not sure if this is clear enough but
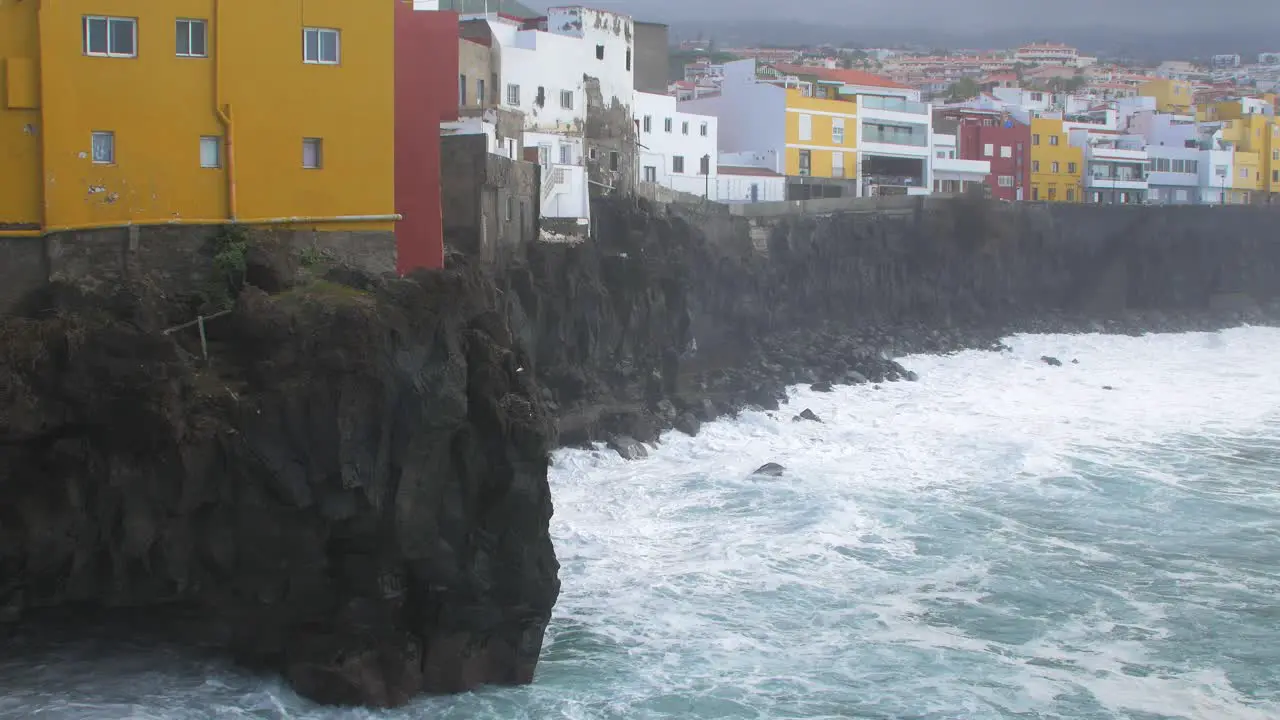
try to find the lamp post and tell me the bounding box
[703,153,710,200]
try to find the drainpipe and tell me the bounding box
[214,0,238,222]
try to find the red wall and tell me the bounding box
[956,119,1031,202]
[394,6,459,273]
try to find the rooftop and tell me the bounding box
[767,63,910,90]
[719,165,783,177]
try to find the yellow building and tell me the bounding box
[0,0,395,236]
[784,91,859,183]
[1219,110,1278,202]
[1138,79,1193,114]
[1029,117,1084,202]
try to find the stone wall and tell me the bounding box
[441,134,540,263]
[1,225,395,314]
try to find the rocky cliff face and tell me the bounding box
[501,198,1280,446]
[0,264,559,707]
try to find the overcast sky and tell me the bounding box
[524,0,1278,33]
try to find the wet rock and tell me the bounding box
[903,370,920,382]
[810,381,834,393]
[1071,359,1080,365]
[752,463,786,477]
[795,408,823,423]
[845,371,869,385]
[607,435,648,460]
[1041,356,1063,367]
[1102,385,1116,391]
[674,413,701,437]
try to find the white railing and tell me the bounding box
[542,166,567,201]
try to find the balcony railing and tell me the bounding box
[860,95,929,115]
[862,126,930,147]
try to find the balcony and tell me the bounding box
[862,124,930,147]
[858,95,929,115]
[934,157,991,178]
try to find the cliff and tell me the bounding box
[0,259,559,707]
[500,197,1280,445]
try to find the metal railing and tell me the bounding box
[860,95,929,115]
[861,126,930,147]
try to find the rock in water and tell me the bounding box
[903,370,920,382]
[753,463,785,477]
[0,269,560,708]
[810,381,834,393]
[608,435,649,460]
[674,413,702,437]
[796,408,823,423]
[1041,355,1063,367]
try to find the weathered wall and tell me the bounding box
[0,226,395,313]
[584,81,636,196]
[441,134,539,263]
[632,22,670,95]
[458,38,495,109]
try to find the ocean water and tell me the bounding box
[3,328,1279,720]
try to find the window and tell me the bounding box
[1274,170,1279,182]
[559,144,571,164]
[682,121,689,135]
[983,143,994,157]
[1051,161,1060,173]
[506,195,513,221]
[91,131,115,164]
[83,16,136,58]
[1067,188,1075,202]
[700,155,710,175]
[199,136,222,168]
[302,138,323,169]
[672,155,685,173]
[643,166,657,182]
[700,122,708,137]
[1000,145,1012,158]
[664,117,673,133]
[595,44,604,60]
[610,151,619,171]
[1240,167,1250,179]
[1031,92,1044,102]
[832,150,844,177]
[998,175,1013,187]
[798,149,811,175]
[938,151,947,159]
[1048,187,1057,201]
[1032,160,1040,172]
[799,113,812,142]
[1032,134,1041,146]
[1274,150,1279,161]
[1032,187,1040,201]
[1050,135,1059,146]
[303,28,340,65]
[176,19,208,58]
[560,90,573,109]
[506,83,520,106]
[1068,162,1078,174]
[833,118,845,144]
[643,115,652,133]
[459,74,468,105]
[477,78,485,105]
[626,49,632,71]
[589,147,598,160]
[535,86,545,107]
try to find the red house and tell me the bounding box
[394,5,460,273]
[935,108,1031,202]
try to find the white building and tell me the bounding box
[1212,54,1242,69]
[717,166,785,203]
[473,6,637,225]
[634,91,719,199]
[1015,43,1081,67]
[1070,130,1150,204]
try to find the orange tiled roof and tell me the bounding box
[767,63,911,90]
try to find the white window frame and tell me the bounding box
[83,16,137,58]
[506,83,520,106]
[832,118,845,145]
[1000,145,1012,158]
[303,28,340,65]
[560,90,573,110]
[176,18,208,58]
[983,143,994,157]
[200,136,222,169]
[303,138,323,169]
[559,144,571,164]
[91,131,116,164]
[672,155,685,174]
[664,117,673,133]
[799,113,813,142]
[832,150,844,177]
[643,115,652,133]
[998,175,1014,187]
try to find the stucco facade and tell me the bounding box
[635,91,719,199]
[1,0,397,235]
[1030,118,1084,202]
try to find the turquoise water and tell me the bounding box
[2,329,1279,719]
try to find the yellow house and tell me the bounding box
[784,90,859,182]
[1232,150,1262,203]
[1220,112,1277,203]
[1029,117,1084,202]
[1139,79,1193,114]
[0,0,395,236]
